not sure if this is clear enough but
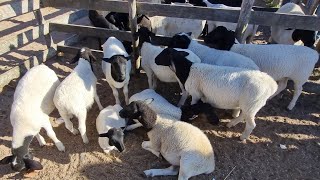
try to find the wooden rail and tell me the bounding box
[0,0,41,21]
[44,0,320,31]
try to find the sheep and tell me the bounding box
[270,3,316,47]
[137,27,202,106]
[96,104,125,153]
[156,48,278,140]
[148,3,206,38]
[54,48,103,144]
[105,12,152,32]
[203,26,319,110]
[102,36,132,105]
[119,99,215,180]
[0,65,64,172]
[169,32,259,71]
[126,89,220,130]
[189,0,258,43]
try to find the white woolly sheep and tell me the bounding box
[137,27,201,106]
[119,99,215,180]
[102,36,132,105]
[189,0,258,43]
[96,104,126,153]
[203,26,319,110]
[0,65,64,172]
[169,32,260,71]
[126,89,220,130]
[270,3,316,47]
[148,3,206,38]
[156,48,278,140]
[54,48,103,144]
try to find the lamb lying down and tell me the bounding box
[96,104,125,153]
[119,99,215,180]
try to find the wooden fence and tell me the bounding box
[44,0,320,72]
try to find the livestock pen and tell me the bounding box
[0,0,319,179]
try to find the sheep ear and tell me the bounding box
[143,98,154,105]
[186,32,192,36]
[23,159,43,171]
[102,58,110,62]
[0,155,14,164]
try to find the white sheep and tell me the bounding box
[96,105,126,153]
[54,48,103,144]
[169,32,260,71]
[0,65,64,172]
[102,36,131,105]
[270,3,316,47]
[156,48,278,140]
[119,99,215,180]
[148,3,206,38]
[138,27,202,106]
[203,26,319,110]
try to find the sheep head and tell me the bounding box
[99,128,125,152]
[203,26,235,50]
[169,32,192,49]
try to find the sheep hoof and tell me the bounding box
[226,122,234,128]
[103,149,111,154]
[286,104,294,111]
[38,137,46,147]
[72,129,79,135]
[55,142,65,152]
[143,170,153,177]
[239,135,247,142]
[82,137,89,144]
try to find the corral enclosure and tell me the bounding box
[0,0,319,179]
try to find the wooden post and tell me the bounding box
[235,0,255,43]
[128,0,140,74]
[33,1,54,49]
[306,0,319,14]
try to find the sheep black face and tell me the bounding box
[70,47,97,64]
[103,55,129,82]
[136,26,155,47]
[204,26,235,50]
[99,128,125,152]
[291,29,316,48]
[169,33,192,49]
[0,136,43,172]
[189,0,208,7]
[155,48,192,85]
[119,99,156,129]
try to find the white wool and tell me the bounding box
[96,105,126,153]
[184,63,277,140]
[11,64,64,151]
[141,42,201,106]
[54,58,103,144]
[204,0,258,43]
[187,39,259,70]
[271,3,306,45]
[102,36,131,104]
[230,43,318,110]
[129,89,181,119]
[149,3,205,38]
[142,116,215,179]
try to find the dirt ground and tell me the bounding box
[0,25,320,180]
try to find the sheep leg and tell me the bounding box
[144,166,179,177]
[77,110,89,144]
[125,122,143,130]
[43,119,65,152]
[227,113,245,128]
[94,90,103,110]
[59,111,79,135]
[145,68,155,89]
[177,82,188,107]
[35,133,46,147]
[178,158,195,180]
[287,83,303,110]
[232,109,241,118]
[141,141,160,157]
[123,84,129,105]
[270,78,288,99]
[190,95,200,105]
[152,74,158,90]
[240,115,256,141]
[110,85,121,105]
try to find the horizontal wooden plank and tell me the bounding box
[0,0,40,21]
[43,0,129,13]
[50,23,133,41]
[57,45,103,59]
[44,0,320,31]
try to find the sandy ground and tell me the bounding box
[0,25,320,180]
